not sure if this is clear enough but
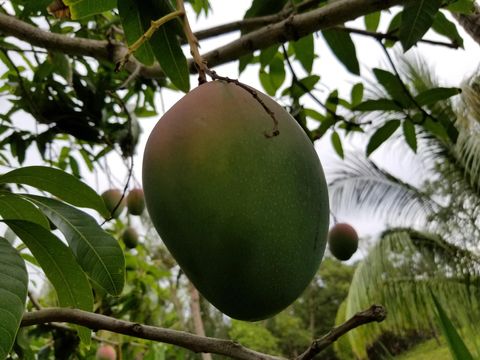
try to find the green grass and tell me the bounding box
[395,338,452,360]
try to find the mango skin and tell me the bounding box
[143,81,329,321]
[328,223,358,261]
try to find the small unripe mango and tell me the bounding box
[96,344,116,360]
[126,188,145,216]
[328,223,358,261]
[101,189,125,218]
[143,80,329,321]
[121,227,139,249]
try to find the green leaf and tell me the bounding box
[373,68,412,107]
[322,28,360,75]
[354,99,402,111]
[432,11,464,48]
[124,0,189,92]
[415,87,461,106]
[0,194,49,229]
[351,83,364,107]
[118,0,156,66]
[283,75,320,98]
[6,221,93,344]
[364,11,381,32]
[0,237,28,360]
[63,0,116,19]
[259,55,285,96]
[259,46,278,68]
[292,34,315,73]
[431,292,474,360]
[150,22,190,93]
[366,120,401,156]
[447,0,475,14]
[0,166,109,218]
[27,196,125,296]
[49,52,71,82]
[402,119,417,153]
[314,116,336,138]
[244,0,288,18]
[331,131,344,159]
[384,12,402,47]
[399,0,443,51]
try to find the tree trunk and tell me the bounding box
[453,3,480,46]
[188,282,212,360]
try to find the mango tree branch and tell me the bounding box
[296,305,387,360]
[0,0,406,79]
[21,305,386,360]
[21,307,283,360]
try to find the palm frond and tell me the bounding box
[328,154,439,226]
[342,229,480,359]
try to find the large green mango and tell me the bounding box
[143,80,329,321]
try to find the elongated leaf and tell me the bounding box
[244,0,288,18]
[415,87,461,106]
[6,221,93,344]
[27,196,125,296]
[149,21,190,92]
[259,55,285,96]
[119,0,189,92]
[432,11,464,48]
[364,11,381,32]
[322,28,360,75]
[63,0,116,19]
[0,194,49,229]
[399,0,443,51]
[259,45,278,68]
[0,237,28,360]
[402,119,417,153]
[354,99,402,111]
[366,120,401,155]
[292,34,315,73]
[447,0,475,14]
[331,131,344,159]
[0,166,108,218]
[351,83,364,107]
[431,292,474,360]
[118,0,156,65]
[373,68,412,107]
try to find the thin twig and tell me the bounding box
[296,305,387,360]
[28,291,42,310]
[335,26,458,49]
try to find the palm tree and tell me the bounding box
[329,53,480,358]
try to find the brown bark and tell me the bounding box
[453,3,480,46]
[188,282,212,360]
